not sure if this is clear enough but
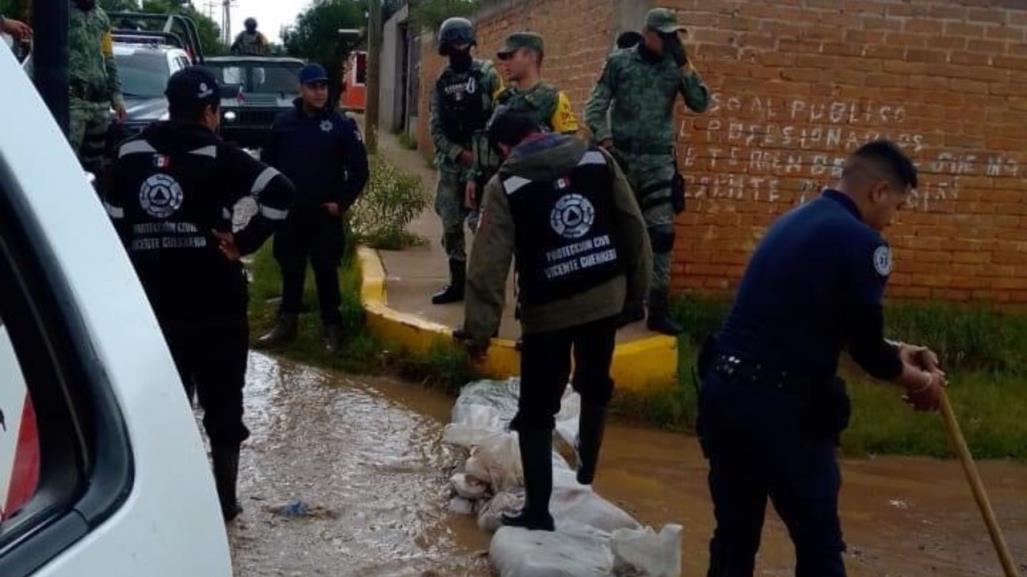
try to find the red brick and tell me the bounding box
[968,8,1008,25]
[904,19,946,35]
[944,22,987,38]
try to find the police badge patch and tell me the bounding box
[873,245,892,276]
[320,120,334,133]
[139,174,184,219]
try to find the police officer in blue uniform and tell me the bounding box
[697,140,947,576]
[258,63,369,352]
[106,67,295,521]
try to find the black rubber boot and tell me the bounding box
[258,313,298,346]
[647,289,683,336]
[576,405,607,485]
[431,260,466,305]
[503,429,556,531]
[212,443,242,522]
[324,324,343,353]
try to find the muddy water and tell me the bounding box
[229,353,490,576]
[231,353,1027,576]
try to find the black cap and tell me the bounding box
[165,66,220,116]
[487,105,541,148]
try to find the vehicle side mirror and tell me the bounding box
[219,84,242,100]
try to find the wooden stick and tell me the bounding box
[939,391,1021,577]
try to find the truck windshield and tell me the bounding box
[116,51,171,98]
[208,62,302,95]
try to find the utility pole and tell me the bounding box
[365,0,381,153]
[222,0,233,45]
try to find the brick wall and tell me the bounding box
[415,0,1027,304]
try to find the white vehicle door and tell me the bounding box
[0,41,231,577]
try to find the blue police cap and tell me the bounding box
[299,63,329,85]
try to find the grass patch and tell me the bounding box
[247,233,478,390]
[397,132,418,151]
[248,239,379,373]
[657,293,1027,460]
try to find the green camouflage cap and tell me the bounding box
[645,8,686,34]
[497,32,544,58]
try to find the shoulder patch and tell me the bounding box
[873,245,892,276]
[551,91,580,134]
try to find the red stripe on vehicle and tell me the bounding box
[4,395,39,520]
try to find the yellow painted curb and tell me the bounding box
[357,246,678,390]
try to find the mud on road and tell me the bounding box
[229,353,1027,576]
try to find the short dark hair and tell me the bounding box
[487,108,541,148]
[844,139,919,191]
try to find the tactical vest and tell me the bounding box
[436,62,490,146]
[502,149,623,306]
[495,84,557,132]
[235,32,267,55]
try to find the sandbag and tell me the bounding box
[611,525,683,577]
[445,379,684,577]
[490,525,613,577]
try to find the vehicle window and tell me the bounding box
[210,65,245,87]
[116,51,171,98]
[0,167,129,576]
[0,320,40,527]
[250,64,300,94]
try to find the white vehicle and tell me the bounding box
[0,40,232,577]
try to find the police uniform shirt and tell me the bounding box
[105,120,294,320]
[718,189,901,381]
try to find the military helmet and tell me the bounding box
[438,17,476,56]
[244,17,258,31]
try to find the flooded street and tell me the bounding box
[230,353,1027,576]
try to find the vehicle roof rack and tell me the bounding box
[112,30,186,49]
[108,12,204,64]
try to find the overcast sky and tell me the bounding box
[200,0,310,44]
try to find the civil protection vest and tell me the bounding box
[502,148,623,306]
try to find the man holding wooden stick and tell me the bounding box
[696,140,947,577]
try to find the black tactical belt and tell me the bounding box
[712,354,816,392]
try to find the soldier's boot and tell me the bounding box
[324,324,344,353]
[502,429,556,532]
[258,313,298,346]
[647,289,683,336]
[431,260,466,305]
[212,443,243,522]
[575,405,607,486]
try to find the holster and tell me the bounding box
[671,149,686,215]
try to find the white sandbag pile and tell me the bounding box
[443,379,683,577]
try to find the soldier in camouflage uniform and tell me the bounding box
[469,32,580,203]
[231,18,269,56]
[428,17,503,305]
[69,0,125,177]
[585,7,708,335]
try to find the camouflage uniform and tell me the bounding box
[584,28,708,297]
[69,2,122,174]
[429,59,503,263]
[231,31,269,56]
